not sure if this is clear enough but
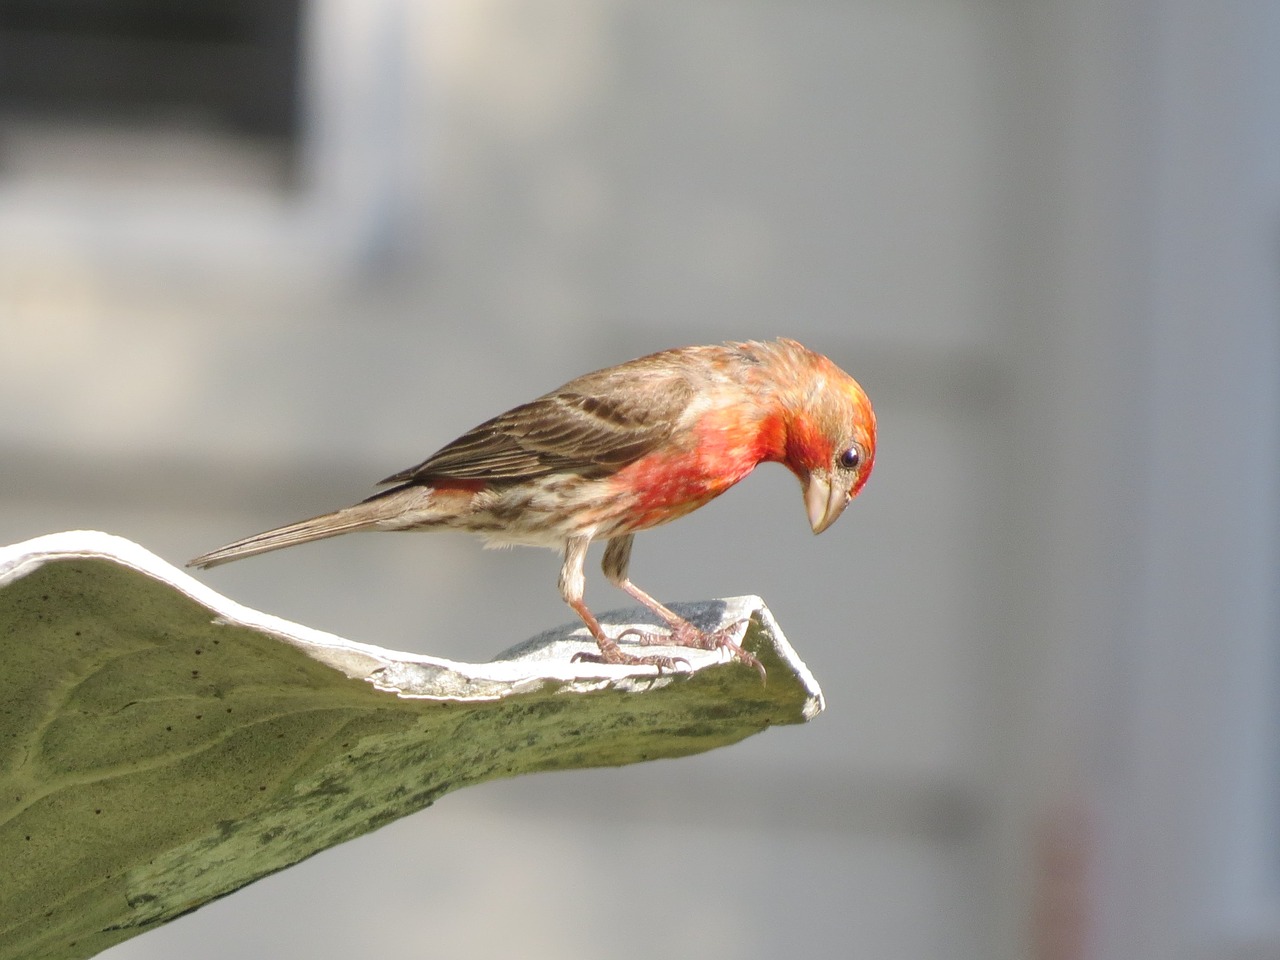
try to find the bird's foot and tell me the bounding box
[571,638,690,674]
[619,618,765,681]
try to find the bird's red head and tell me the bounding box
[757,339,876,534]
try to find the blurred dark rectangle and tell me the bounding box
[0,0,302,139]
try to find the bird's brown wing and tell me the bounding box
[379,367,697,485]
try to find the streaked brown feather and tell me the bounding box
[379,362,698,486]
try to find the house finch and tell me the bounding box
[190,338,876,676]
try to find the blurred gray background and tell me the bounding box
[2,2,1278,959]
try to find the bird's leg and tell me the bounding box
[559,536,688,672]
[601,535,763,679]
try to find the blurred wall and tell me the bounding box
[1,2,1277,959]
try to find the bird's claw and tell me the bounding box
[618,618,766,682]
[571,646,691,674]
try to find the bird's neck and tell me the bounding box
[737,364,826,475]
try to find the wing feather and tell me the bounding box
[379,364,698,485]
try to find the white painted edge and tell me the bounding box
[0,531,820,711]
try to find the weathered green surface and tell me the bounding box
[0,533,822,960]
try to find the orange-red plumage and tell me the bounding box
[190,338,876,675]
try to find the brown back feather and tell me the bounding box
[379,361,699,486]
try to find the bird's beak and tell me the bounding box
[804,469,851,534]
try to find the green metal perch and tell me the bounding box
[0,531,823,960]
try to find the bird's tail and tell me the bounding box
[188,486,432,569]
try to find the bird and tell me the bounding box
[189,338,876,676]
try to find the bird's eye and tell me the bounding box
[839,443,864,470]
